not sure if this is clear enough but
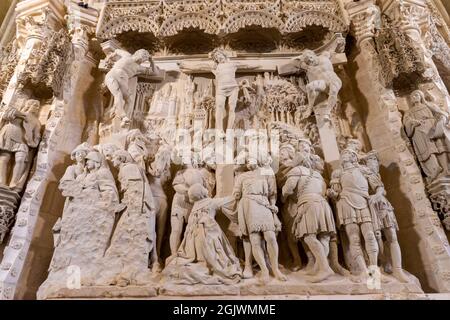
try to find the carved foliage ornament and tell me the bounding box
[96,0,348,40]
[374,17,426,89]
[17,30,72,98]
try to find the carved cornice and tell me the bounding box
[96,0,348,40]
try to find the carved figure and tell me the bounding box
[0,99,41,190]
[169,155,215,256]
[97,150,157,286]
[403,89,450,180]
[294,50,342,121]
[233,153,287,282]
[178,48,259,130]
[163,184,241,285]
[38,151,121,296]
[148,143,172,259]
[105,49,156,121]
[328,148,379,277]
[363,151,410,283]
[281,155,336,282]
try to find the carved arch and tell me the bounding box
[223,11,284,34]
[159,13,221,37]
[283,11,348,34]
[97,16,159,40]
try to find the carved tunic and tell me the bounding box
[333,167,379,228]
[0,108,39,153]
[282,166,336,239]
[233,167,280,236]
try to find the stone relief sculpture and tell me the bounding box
[328,148,379,277]
[105,49,157,122]
[148,143,172,259]
[163,184,241,285]
[362,151,410,283]
[403,89,449,181]
[232,153,287,283]
[179,48,259,131]
[6,0,450,300]
[0,99,41,190]
[96,150,157,286]
[169,154,215,257]
[281,147,336,282]
[38,150,121,298]
[292,50,342,123]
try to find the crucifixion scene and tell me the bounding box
[1,0,450,302]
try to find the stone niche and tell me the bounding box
[0,0,450,300]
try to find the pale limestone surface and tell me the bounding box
[1,0,450,300]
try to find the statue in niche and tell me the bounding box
[39,151,121,296]
[163,183,242,285]
[293,50,342,122]
[0,99,41,190]
[148,143,172,260]
[169,153,215,257]
[232,153,287,282]
[363,151,411,283]
[178,48,259,131]
[403,89,450,181]
[281,146,336,282]
[96,150,158,287]
[328,148,380,278]
[105,49,157,122]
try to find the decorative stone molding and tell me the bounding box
[96,0,348,41]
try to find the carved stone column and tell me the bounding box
[379,0,450,235]
[347,0,450,293]
[1,0,65,107]
[0,0,99,300]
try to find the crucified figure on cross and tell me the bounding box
[178,48,261,131]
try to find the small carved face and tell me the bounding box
[365,157,379,172]
[74,151,87,164]
[298,141,312,154]
[212,51,227,64]
[411,91,422,104]
[341,150,357,165]
[86,159,98,171]
[303,51,318,66]
[112,154,124,168]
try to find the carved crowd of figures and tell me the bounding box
[38,133,418,294]
[31,47,449,296]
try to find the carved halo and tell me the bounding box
[283,10,348,34]
[159,12,221,37]
[97,16,159,40]
[223,11,284,34]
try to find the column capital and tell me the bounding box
[380,0,429,33]
[346,0,381,47]
[15,0,66,44]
